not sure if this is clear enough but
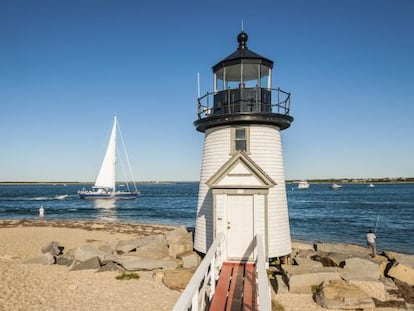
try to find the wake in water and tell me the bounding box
[55,195,69,200]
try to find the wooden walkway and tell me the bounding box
[209,262,257,311]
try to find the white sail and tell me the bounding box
[94,116,117,190]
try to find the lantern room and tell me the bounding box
[195,31,292,132]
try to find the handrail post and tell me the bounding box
[172,233,225,311]
[210,255,216,298]
[191,290,198,311]
[256,234,272,311]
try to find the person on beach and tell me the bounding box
[39,205,45,219]
[366,229,376,257]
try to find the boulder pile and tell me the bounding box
[23,225,200,289]
[271,242,414,310]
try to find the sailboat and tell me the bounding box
[78,116,139,199]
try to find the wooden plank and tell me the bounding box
[242,263,256,311]
[209,263,233,311]
[226,263,244,311]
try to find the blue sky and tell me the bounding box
[1,0,413,182]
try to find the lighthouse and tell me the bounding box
[194,32,293,262]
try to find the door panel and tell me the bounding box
[226,195,254,261]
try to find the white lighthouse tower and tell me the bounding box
[194,32,293,261]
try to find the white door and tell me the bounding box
[226,195,254,261]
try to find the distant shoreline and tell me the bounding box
[0,181,196,185]
[1,178,413,185]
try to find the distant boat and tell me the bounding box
[297,180,310,189]
[78,116,139,199]
[368,183,375,188]
[330,183,342,189]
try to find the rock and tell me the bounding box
[167,231,193,258]
[177,251,200,269]
[41,241,63,256]
[387,263,414,286]
[314,279,375,310]
[349,278,387,301]
[288,271,342,294]
[70,256,101,271]
[270,274,289,294]
[341,257,381,280]
[134,235,169,259]
[114,256,179,271]
[394,279,414,304]
[282,265,341,294]
[314,242,370,258]
[293,257,323,269]
[139,234,167,247]
[134,245,169,259]
[312,251,352,267]
[97,261,124,273]
[372,298,408,310]
[379,276,399,291]
[293,249,317,259]
[97,243,116,254]
[162,269,195,291]
[115,238,141,254]
[291,241,314,250]
[24,252,55,265]
[74,245,107,262]
[152,271,165,283]
[383,251,414,267]
[56,255,74,266]
[55,248,75,266]
[165,226,190,245]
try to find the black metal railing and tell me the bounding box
[197,87,291,119]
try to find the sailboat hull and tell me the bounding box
[78,191,139,199]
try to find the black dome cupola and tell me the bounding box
[194,32,293,132]
[237,31,248,49]
[212,31,273,75]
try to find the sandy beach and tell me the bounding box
[0,220,181,311]
[1,220,412,311]
[0,220,324,311]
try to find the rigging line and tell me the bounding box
[116,148,131,192]
[374,215,380,233]
[117,120,138,192]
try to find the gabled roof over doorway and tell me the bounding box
[207,152,276,189]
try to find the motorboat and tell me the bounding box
[297,180,310,189]
[330,183,342,189]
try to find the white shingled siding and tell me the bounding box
[194,124,291,257]
[194,126,231,253]
[249,125,291,257]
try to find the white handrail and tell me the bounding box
[256,234,272,311]
[172,233,225,311]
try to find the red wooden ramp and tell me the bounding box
[209,262,257,311]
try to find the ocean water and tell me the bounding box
[0,182,413,254]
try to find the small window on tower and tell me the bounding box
[231,127,250,154]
